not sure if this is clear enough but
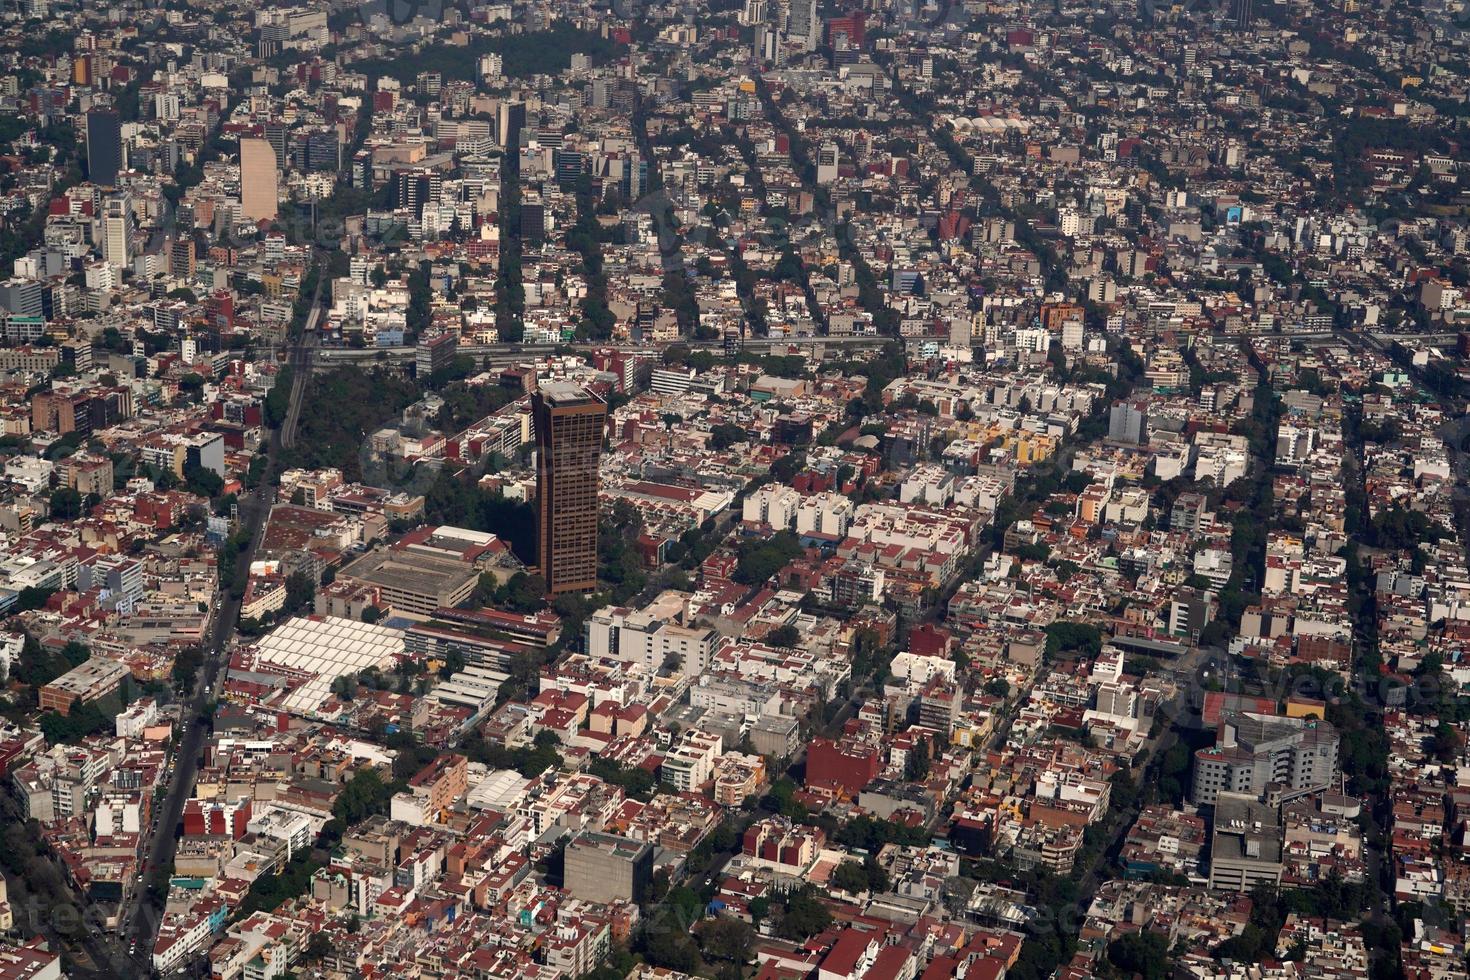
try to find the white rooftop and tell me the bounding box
[253,615,405,716]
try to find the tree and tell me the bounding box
[1107,931,1169,980]
[40,701,113,744]
[183,463,224,499]
[767,624,801,648]
[904,737,931,781]
[697,916,753,963]
[1432,722,1461,763]
[831,861,871,895]
[734,530,804,585]
[333,768,392,825]
[305,932,332,962]
[49,486,82,521]
[776,886,832,940]
[178,372,206,401]
[1044,621,1102,659]
[493,571,548,613]
[709,422,749,451]
[284,571,316,615]
[862,855,891,894]
[642,925,700,973]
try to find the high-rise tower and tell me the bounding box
[239,137,279,222]
[86,109,122,188]
[533,382,606,597]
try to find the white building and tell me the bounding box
[888,652,957,687]
[152,909,213,974]
[586,592,718,674]
[100,193,133,270]
[115,697,159,738]
[661,729,723,792]
[94,793,141,837]
[0,632,22,682]
[795,492,853,538]
[744,484,801,529]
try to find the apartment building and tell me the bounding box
[1192,713,1340,805]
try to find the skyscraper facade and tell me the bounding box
[85,109,122,188]
[788,0,818,51]
[239,137,279,222]
[100,193,133,270]
[533,382,606,597]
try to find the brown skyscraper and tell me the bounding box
[533,382,606,597]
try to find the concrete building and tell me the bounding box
[416,331,458,378]
[1108,400,1148,444]
[337,548,478,618]
[1191,713,1339,805]
[39,657,131,714]
[240,137,279,222]
[586,592,717,674]
[661,729,723,792]
[0,279,43,319]
[563,831,653,905]
[1208,791,1284,891]
[390,753,467,825]
[100,193,133,270]
[0,938,62,980]
[0,347,59,373]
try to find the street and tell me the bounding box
[120,261,322,970]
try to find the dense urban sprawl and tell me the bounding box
[0,0,1468,979]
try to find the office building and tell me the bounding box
[240,137,279,222]
[788,0,819,50]
[264,121,289,169]
[563,832,653,904]
[85,108,122,188]
[754,22,780,63]
[587,592,718,674]
[0,278,43,318]
[1234,0,1253,29]
[1191,712,1339,805]
[1208,792,1283,891]
[497,100,525,149]
[533,382,606,596]
[39,657,131,715]
[30,390,84,436]
[100,193,133,270]
[303,127,339,172]
[416,331,458,378]
[336,548,479,619]
[816,142,839,184]
[169,237,196,277]
[1108,400,1148,444]
[520,195,546,243]
[394,168,442,220]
